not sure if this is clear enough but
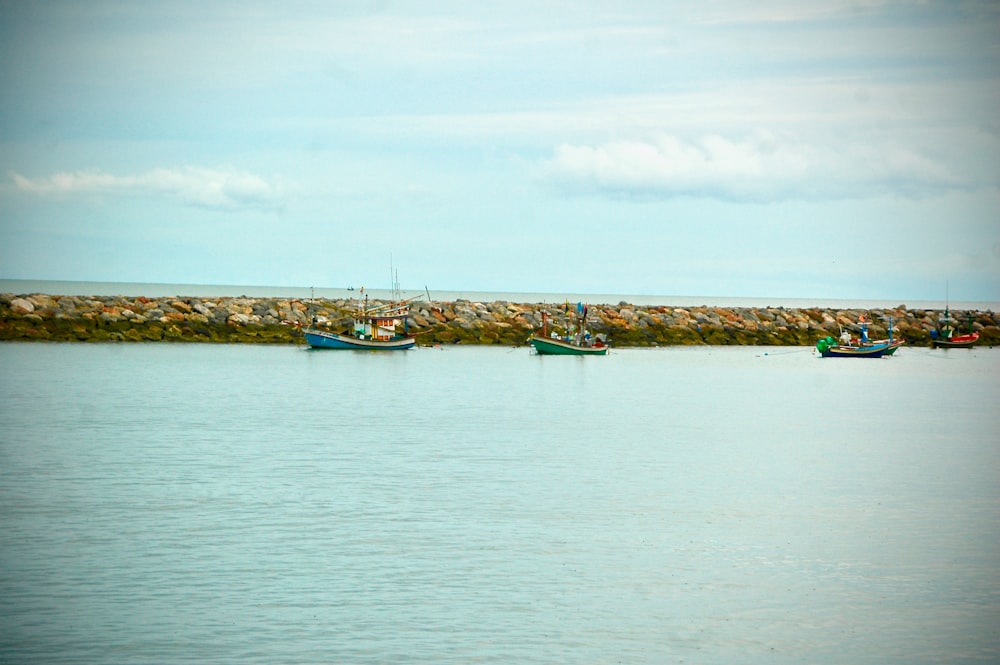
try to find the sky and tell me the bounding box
[1,0,998,303]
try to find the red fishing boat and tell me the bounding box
[931,307,978,349]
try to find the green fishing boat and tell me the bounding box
[530,302,608,356]
[530,334,609,355]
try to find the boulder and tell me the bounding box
[10,298,34,314]
[28,295,58,310]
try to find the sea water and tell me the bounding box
[1,343,998,664]
[2,278,996,310]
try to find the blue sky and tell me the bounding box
[1,1,998,302]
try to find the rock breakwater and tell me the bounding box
[2,292,997,347]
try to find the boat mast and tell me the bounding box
[363,292,369,338]
[390,254,402,303]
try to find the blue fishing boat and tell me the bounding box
[304,286,418,351]
[816,314,903,358]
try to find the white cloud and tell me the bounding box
[538,130,970,202]
[10,167,292,211]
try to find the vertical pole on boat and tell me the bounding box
[944,281,950,334]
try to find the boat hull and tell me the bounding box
[817,332,903,358]
[304,328,415,350]
[876,339,905,355]
[820,345,895,358]
[932,332,978,349]
[819,342,895,358]
[530,336,608,356]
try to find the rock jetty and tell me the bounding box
[1,292,997,347]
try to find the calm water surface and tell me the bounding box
[1,343,998,664]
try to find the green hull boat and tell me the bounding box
[530,335,608,356]
[531,302,608,356]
